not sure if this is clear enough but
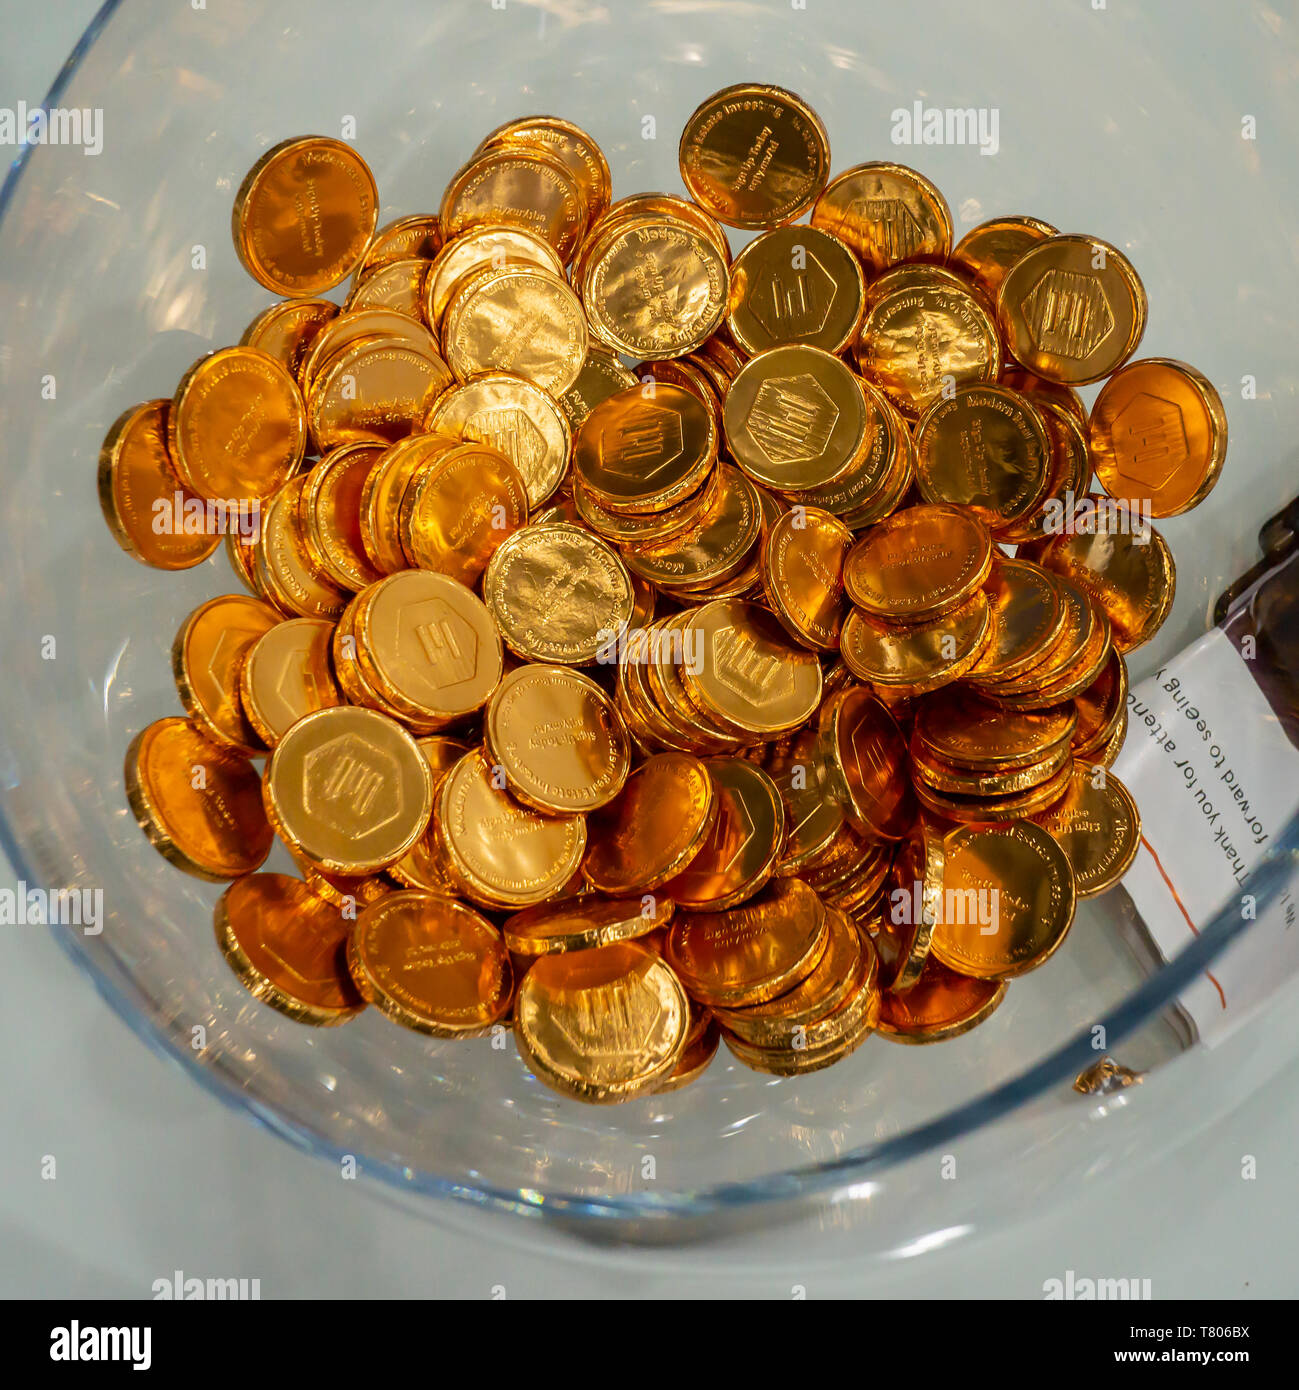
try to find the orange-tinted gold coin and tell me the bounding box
[949,214,1057,299]
[678,83,830,229]
[727,225,864,355]
[426,371,571,509]
[584,752,718,895]
[240,299,340,386]
[169,347,307,501]
[811,162,952,275]
[299,443,385,591]
[98,399,221,570]
[233,136,379,296]
[514,940,690,1103]
[344,257,428,319]
[485,664,631,814]
[1032,763,1141,897]
[483,523,634,665]
[254,478,349,620]
[216,873,364,1025]
[914,687,1077,769]
[724,345,868,491]
[662,757,785,911]
[443,264,587,394]
[238,617,341,748]
[308,338,453,452]
[300,308,441,396]
[967,559,1065,682]
[172,594,281,754]
[264,705,434,874]
[352,214,443,281]
[997,234,1147,385]
[1089,358,1227,518]
[435,750,586,909]
[347,890,513,1037]
[841,592,991,694]
[819,687,917,841]
[855,282,1001,418]
[558,347,638,430]
[440,146,588,264]
[914,385,1051,533]
[574,385,717,514]
[423,225,565,327]
[843,503,992,621]
[503,894,672,956]
[665,877,827,1007]
[477,115,612,224]
[876,952,1006,1044]
[930,821,1076,980]
[759,504,852,651]
[125,717,273,881]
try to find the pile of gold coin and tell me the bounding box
[102,84,1225,1101]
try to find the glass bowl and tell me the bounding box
[2,0,1297,1245]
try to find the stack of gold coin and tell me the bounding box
[105,84,1223,1101]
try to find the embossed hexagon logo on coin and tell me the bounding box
[551,978,665,1061]
[709,795,759,877]
[202,628,245,694]
[750,255,835,338]
[598,401,684,480]
[274,648,324,712]
[746,374,839,465]
[466,406,546,480]
[1111,392,1188,488]
[845,196,925,262]
[263,922,347,988]
[1020,268,1114,359]
[401,597,480,687]
[303,733,403,834]
[709,626,795,704]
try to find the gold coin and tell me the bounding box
[636,357,722,423]
[811,161,952,275]
[505,894,672,957]
[864,261,974,309]
[240,298,340,385]
[949,214,1057,299]
[514,940,690,1103]
[435,750,586,908]
[343,257,428,319]
[574,385,717,514]
[1032,524,1175,653]
[1000,365,1087,428]
[442,263,587,394]
[912,756,1075,822]
[876,952,1006,1044]
[398,439,529,585]
[819,686,918,841]
[299,443,385,591]
[661,757,785,911]
[386,736,473,893]
[286,845,392,910]
[988,603,1112,709]
[665,877,828,1007]
[300,307,441,396]
[477,115,612,223]
[558,347,638,430]
[682,599,823,735]
[98,399,221,570]
[352,570,504,726]
[232,136,378,296]
[1001,400,1093,547]
[581,216,729,359]
[423,224,564,327]
[914,687,1077,769]
[426,371,571,508]
[855,282,1001,418]
[1072,647,1128,756]
[125,717,272,880]
[843,503,992,621]
[347,890,513,1037]
[254,477,349,620]
[440,146,588,264]
[976,573,1096,697]
[584,192,732,270]
[238,617,341,748]
[583,751,718,894]
[1089,358,1227,518]
[574,463,719,545]
[841,592,991,694]
[655,1014,721,1093]
[621,464,761,591]
[170,347,307,501]
[997,233,1147,385]
[766,731,843,873]
[1032,764,1140,898]
[759,504,852,651]
[967,558,1065,683]
[723,345,868,491]
[357,432,458,575]
[351,214,443,282]
[171,594,280,754]
[678,83,830,229]
[308,337,453,452]
[911,736,1072,798]
[485,663,631,814]
[930,820,1076,979]
[483,522,633,665]
[727,224,864,355]
[914,385,1051,533]
[216,873,364,1025]
[880,820,944,990]
[264,705,433,874]
[783,376,896,518]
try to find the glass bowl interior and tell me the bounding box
[1,0,1297,1242]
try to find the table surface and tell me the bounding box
[3,1,1296,1299]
